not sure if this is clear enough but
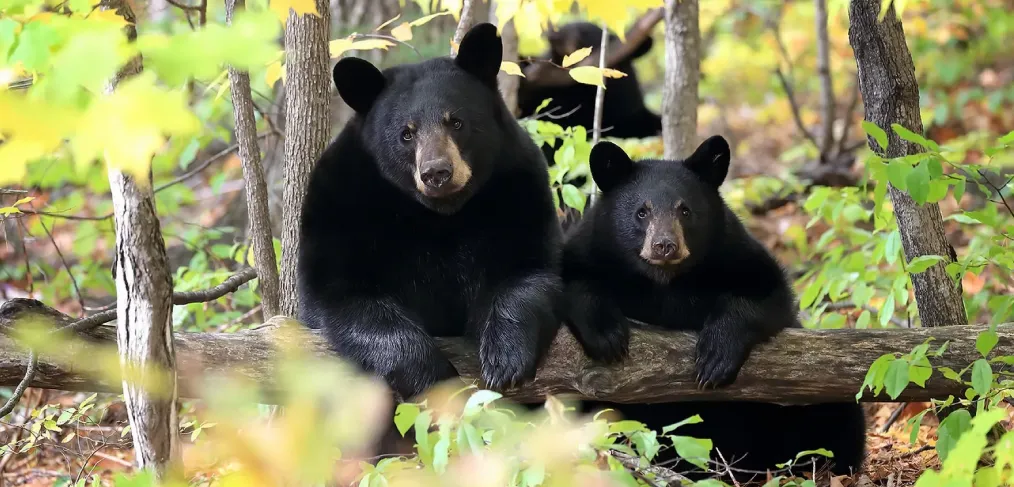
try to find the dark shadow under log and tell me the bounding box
[0,299,1008,405]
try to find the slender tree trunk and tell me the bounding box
[451,0,481,51]
[227,0,281,318]
[814,0,835,159]
[279,0,331,318]
[591,23,608,146]
[848,0,967,327]
[661,0,699,160]
[494,16,520,115]
[99,2,179,478]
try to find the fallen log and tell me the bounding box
[0,298,1008,404]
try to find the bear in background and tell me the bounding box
[516,21,662,140]
[560,137,866,479]
[297,23,562,407]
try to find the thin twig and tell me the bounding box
[774,68,819,149]
[610,450,688,486]
[836,79,862,157]
[881,402,908,432]
[29,202,86,317]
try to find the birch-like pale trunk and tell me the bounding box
[661,0,700,160]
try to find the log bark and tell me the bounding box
[661,0,699,159]
[227,0,281,319]
[1,300,1008,405]
[98,2,179,478]
[848,0,967,328]
[279,0,331,318]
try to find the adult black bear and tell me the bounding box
[560,137,866,479]
[297,23,562,406]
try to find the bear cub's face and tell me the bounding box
[332,23,505,215]
[588,136,732,284]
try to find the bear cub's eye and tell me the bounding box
[636,207,649,219]
[680,206,691,217]
[449,117,464,130]
[401,128,414,142]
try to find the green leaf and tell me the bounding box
[938,366,962,382]
[794,448,833,460]
[608,420,646,435]
[462,389,502,417]
[909,356,932,387]
[631,430,660,461]
[561,183,587,213]
[971,358,993,397]
[670,436,713,470]
[998,129,1014,146]
[520,464,545,486]
[977,331,999,358]
[906,162,930,204]
[862,121,889,151]
[891,123,940,152]
[953,177,966,203]
[906,408,930,444]
[935,409,971,462]
[907,255,943,273]
[886,159,912,190]
[661,414,703,434]
[885,358,910,399]
[393,403,420,436]
[857,354,894,401]
[856,309,871,329]
[534,98,553,114]
[879,294,896,328]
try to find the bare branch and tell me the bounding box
[774,68,819,149]
[836,78,862,157]
[451,0,481,51]
[814,0,835,158]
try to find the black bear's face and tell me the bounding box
[332,23,504,215]
[589,136,731,283]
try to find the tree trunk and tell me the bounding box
[0,300,1009,404]
[661,0,699,160]
[279,0,332,318]
[451,0,481,51]
[848,0,967,328]
[591,23,609,146]
[814,0,835,159]
[493,15,520,115]
[97,0,180,479]
[227,0,281,319]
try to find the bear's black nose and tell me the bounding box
[420,160,453,189]
[651,239,678,260]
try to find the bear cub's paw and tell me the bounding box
[694,325,751,388]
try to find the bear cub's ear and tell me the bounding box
[683,135,731,188]
[455,22,503,87]
[333,57,387,115]
[589,141,634,193]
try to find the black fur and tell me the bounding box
[561,137,866,479]
[297,23,562,405]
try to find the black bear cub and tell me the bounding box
[562,137,866,478]
[297,23,561,405]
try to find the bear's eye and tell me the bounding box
[636,207,649,219]
[680,206,691,217]
[449,118,463,130]
[401,128,413,142]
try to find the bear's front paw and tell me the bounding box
[479,342,537,391]
[573,319,630,365]
[694,328,749,388]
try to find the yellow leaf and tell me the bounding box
[376,14,401,31]
[601,67,628,79]
[0,139,44,185]
[87,8,131,27]
[562,47,592,68]
[13,196,35,206]
[493,0,521,28]
[450,39,459,54]
[581,0,662,42]
[265,61,285,87]
[348,39,395,51]
[568,65,605,88]
[409,11,453,27]
[329,38,353,58]
[0,206,21,216]
[269,0,319,24]
[499,61,525,77]
[391,22,413,42]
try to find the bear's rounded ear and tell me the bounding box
[683,135,731,187]
[589,141,634,193]
[455,22,502,87]
[333,57,387,115]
